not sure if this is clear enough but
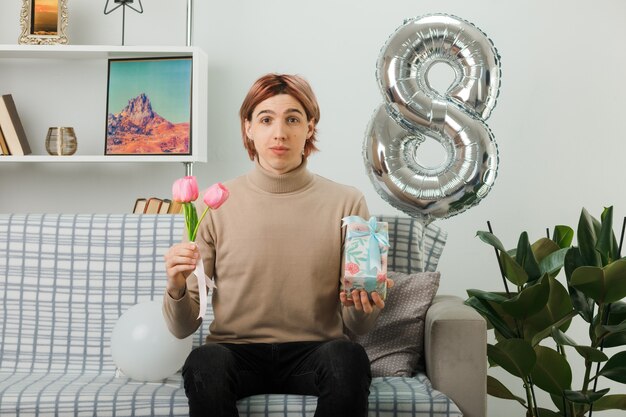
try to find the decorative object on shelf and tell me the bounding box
[364,14,501,224]
[0,128,10,156]
[0,94,31,156]
[104,0,143,46]
[132,197,178,214]
[19,0,69,45]
[45,126,77,155]
[132,197,146,213]
[105,56,193,156]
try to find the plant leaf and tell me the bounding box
[597,206,618,264]
[599,351,626,383]
[466,289,508,304]
[465,297,517,339]
[539,248,569,276]
[553,225,574,249]
[577,207,602,267]
[532,238,561,264]
[551,327,608,362]
[517,232,542,282]
[525,276,574,344]
[465,289,510,335]
[603,259,626,303]
[607,301,626,324]
[501,276,550,319]
[500,251,529,286]
[487,375,526,405]
[564,247,594,323]
[602,331,626,348]
[600,319,626,335]
[592,394,626,411]
[550,327,578,346]
[530,345,572,395]
[530,310,577,347]
[488,339,536,378]
[570,266,604,303]
[574,346,609,363]
[563,388,610,404]
[476,230,507,252]
[571,259,626,304]
[536,408,563,417]
[491,298,522,340]
[603,305,626,347]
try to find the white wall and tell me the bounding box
[1,1,625,415]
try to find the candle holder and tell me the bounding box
[45,127,77,156]
[104,0,144,46]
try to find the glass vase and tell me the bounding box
[45,127,77,156]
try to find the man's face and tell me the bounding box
[245,94,314,175]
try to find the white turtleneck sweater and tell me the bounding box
[163,160,379,344]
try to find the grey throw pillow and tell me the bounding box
[350,270,440,377]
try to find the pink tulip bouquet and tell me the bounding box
[172,176,229,242]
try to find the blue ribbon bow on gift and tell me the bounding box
[342,216,389,273]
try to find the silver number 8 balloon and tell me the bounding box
[364,14,501,223]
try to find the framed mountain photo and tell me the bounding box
[105,57,193,156]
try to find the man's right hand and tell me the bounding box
[164,242,199,299]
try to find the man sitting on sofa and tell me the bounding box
[162,73,393,417]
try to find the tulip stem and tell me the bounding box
[191,207,210,242]
[183,203,193,241]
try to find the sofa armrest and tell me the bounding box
[425,295,487,417]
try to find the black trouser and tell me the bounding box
[182,339,371,417]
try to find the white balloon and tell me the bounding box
[111,300,194,382]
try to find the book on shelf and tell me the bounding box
[132,197,183,214]
[0,94,31,156]
[159,199,171,214]
[0,126,9,155]
[167,200,183,214]
[143,198,163,214]
[132,198,147,214]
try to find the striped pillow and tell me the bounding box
[376,215,446,274]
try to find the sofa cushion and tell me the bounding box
[376,215,447,274]
[350,271,440,377]
[0,372,461,417]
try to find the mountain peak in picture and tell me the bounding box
[106,93,190,155]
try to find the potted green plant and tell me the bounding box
[466,206,626,416]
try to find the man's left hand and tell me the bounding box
[340,278,394,314]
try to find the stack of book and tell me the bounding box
[0,94,31,156]
[133,197,183,214]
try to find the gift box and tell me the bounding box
[342,216,389,300]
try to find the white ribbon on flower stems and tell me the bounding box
[194,257,216,320]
